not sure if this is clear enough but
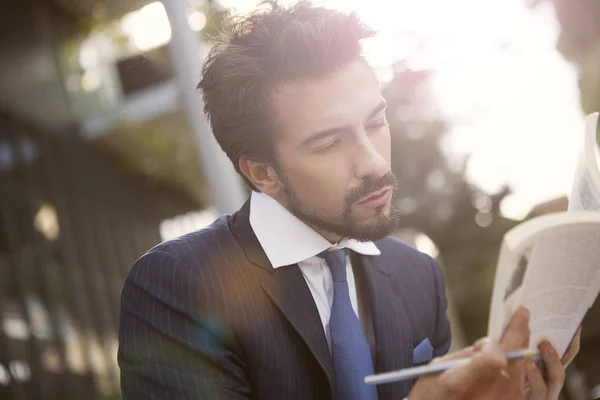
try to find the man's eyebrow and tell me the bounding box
[366,99,387,121]
[299,100,388,149]
[299,126,348,149]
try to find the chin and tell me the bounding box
[349,215,396,242]
[355,202,391,220]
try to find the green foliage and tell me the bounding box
[549,0,600,114]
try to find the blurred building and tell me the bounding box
[0,110,199,399]
[0,0,219,398]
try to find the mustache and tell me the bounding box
[345,172,397,208]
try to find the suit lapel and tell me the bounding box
[360,254,415,398]
[350,251,377,364]
[230,200,335,395]
[260,267,335,393]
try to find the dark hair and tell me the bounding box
[198,1,374,190]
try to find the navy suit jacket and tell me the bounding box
[118,199,451,399]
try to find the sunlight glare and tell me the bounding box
[121,2,171,52]
[224,0,583,220]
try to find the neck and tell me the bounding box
[308,223,343,245]
[271,192,344,245]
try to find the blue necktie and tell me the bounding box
[320,249,378,400]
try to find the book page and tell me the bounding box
[569,167,600,211]
[569,112,600,211]
[520,225,600,355]
[488,213,600,357]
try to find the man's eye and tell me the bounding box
[314,140,340,153]
[366,121,389,131]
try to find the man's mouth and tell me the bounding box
[355,186,393,207]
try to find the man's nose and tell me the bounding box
[352,134,388,180]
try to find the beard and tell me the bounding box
[278,171,400,242]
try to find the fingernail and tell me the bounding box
[526,359,537,372]
[540,340,552,354]
[474,337,489,350]
[517,306,530,320]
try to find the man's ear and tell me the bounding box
[238,157,282,196]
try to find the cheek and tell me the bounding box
[374,128,392,163]
[281,155,351,204]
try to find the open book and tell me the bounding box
[488,112,600,357]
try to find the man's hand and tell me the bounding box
[525,328,582,400]
[408,306,531,400]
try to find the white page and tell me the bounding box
[488,213,600,357]
[569,113,600,211]
[520,224,600,355]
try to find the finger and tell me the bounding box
[561,327,581,367]
[500,306,530,351]
[500,307,530,385]
[473,337,490,352]
[539,340,566,399]
[525,359,547,400]
[443,339,508,393]
[430,345,475,364]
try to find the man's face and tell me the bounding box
[269,59,398,242]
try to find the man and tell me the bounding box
[118,2,577,399]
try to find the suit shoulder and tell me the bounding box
[376,236,431,260]
[123,215,241,304]
[138,215,236,268]
[375,236,440,273]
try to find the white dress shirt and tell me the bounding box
[249,191,381,351]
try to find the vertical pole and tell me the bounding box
[161,0,247,214]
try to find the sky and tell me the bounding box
[217,0,585,220]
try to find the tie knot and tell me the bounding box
[318,249,347,282]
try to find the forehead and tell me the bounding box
[269,60,383,143]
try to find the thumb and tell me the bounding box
[500,307,531,351]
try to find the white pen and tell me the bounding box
[364,348,540,386]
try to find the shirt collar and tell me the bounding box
[249,191,380,269]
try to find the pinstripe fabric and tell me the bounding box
[118,199,451,400]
